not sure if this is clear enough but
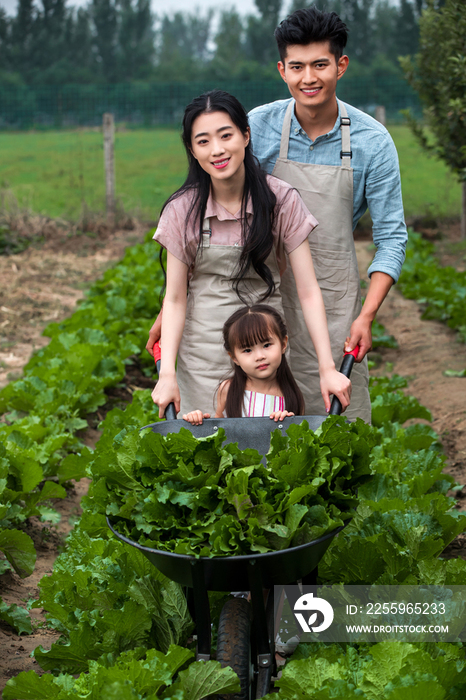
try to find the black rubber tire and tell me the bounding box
[253,591,275,699]
[217,597,253,700]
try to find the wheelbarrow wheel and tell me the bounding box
[217,597,253,700]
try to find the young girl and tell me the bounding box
[183,305,304,424]
[149,90,351,418]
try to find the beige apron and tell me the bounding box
[177,222,286,417]
[273,100,371,423]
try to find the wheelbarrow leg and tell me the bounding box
[247,561,275,698]
[247,561,272,668]
[190,560,211,661]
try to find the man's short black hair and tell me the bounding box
[275,6,348,62]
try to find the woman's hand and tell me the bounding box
[269,410,295,422]
[182,410,211,425]
[146,311,163,357]
[320,369,352,413]
[151,372,180,418]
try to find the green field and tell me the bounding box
[0,125,461,222]
[0,129,187,221]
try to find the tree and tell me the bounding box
[91,0,119,82]
[11,0,36,77]
[389,0,418,60]
[156,10,213,82]
[31,0,69,82]
[66,7,97,83]
[117,0,155,81]
[211,9,245,80]
[400,0,466,237]
[0,7,11,75]
[245,0,283,65]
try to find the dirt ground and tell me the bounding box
[0,224,147,389]
[1,221,466,690]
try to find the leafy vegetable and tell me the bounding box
[32,524,193,673]
[90,416,376,557]
[371,320,398,349]
[0,597,32,635]
[264,641,466,700]
[0,233,163,572]
[0,528,36,578]
[398,230,466,342]
[3,646,240,700]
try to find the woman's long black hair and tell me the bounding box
[160,90,280,301]
[222,304,305,417]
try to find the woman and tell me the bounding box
[148,90,351,417]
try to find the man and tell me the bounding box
[248,6,407,422]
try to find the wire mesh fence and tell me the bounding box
[0,76,421,130]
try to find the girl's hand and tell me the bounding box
[183,410,211,425]
[151,373,180,418]
[320,369,352,413]
[269,410,295,422]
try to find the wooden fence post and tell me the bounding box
[103,113,115,220]
[375,105,386,126]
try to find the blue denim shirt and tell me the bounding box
[248,98,407,282]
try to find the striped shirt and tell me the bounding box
[242,391,285,417]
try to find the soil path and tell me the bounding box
[1,226,465,690]
[0,226,146,389]
[356,239,466,473]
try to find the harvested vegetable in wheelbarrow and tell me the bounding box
[95,416,376,557]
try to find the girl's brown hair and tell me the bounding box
[222,304,305,418]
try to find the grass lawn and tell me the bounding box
[0,125,461,222]
[0,129,187,221]
[389,125,461,221]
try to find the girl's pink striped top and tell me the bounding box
[242,390,285,417]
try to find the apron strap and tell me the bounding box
[280,99,352,169]
[202,217,211,248]
[279,101,294,160]
[339,101,352,169]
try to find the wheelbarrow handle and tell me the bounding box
[153,341,177,421]
[329,345,359,416]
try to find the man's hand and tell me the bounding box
[345,314,372,363]
[345,271,394,362]
[146,310,162,357]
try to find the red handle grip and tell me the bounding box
[153,341,161,364]
[344,345,359,359]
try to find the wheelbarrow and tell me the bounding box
[107,344,359,699]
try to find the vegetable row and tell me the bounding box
[398,229,466,342]
[0,231,162,625]
[2,227,466,697]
